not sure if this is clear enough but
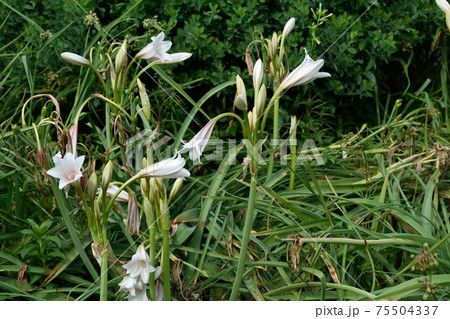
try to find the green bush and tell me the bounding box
[0,0,445,126]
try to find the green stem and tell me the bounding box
[75,182,99,243]
[162,230,171,301]
[289,140,296,191]
[230,173,258,300]
[214,113,248,136]
[89,65,110,99]
[149,227,156,301]
[266,98,279,179]
[100,248,109,301]
[144,196,156,301]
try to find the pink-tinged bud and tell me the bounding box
[126,191,140,235]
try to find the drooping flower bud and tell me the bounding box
[126,191,140,235]
[61,52,91,66]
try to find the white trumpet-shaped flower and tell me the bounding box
[136,32,173,62]
[118,244,161,301]
[122,245,154,284]
[47,152,84,189]
[279,49,330,90]
[60,52,91,66]
[179,119,216,163]
[138,153,190,179]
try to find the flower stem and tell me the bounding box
[148,226,156,301]
[289,140,297,191]
[100,248,109,301]
[230,173,258,300]
[162,230,171,301]
[266,98,280,179]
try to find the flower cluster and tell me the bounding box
[118,244,161,301]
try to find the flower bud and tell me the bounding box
[253,59,263,91]
[282,18,295,39]
[137,79,151,121]
[41,106,47,119]
[126,191,140,235]
[255,84,266,117]
[87,171,98,203]
[234,74,247,111]
[168,178,184,203]
[36,147,47,173]
[115,40,127,75]
[61,52,91,66]
[101,161,113,191]
[158,198,171,232]
[143,195,155,230]
[269,32,278,59]
[154,177,164,193]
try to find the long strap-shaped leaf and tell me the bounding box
[51,181,99,281]
[185,143,243,282]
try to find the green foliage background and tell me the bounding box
[0,0,444,128]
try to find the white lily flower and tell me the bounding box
[122,244,155,283]
[135,32,173,62]
[179,119,216,163]
[253,59,263,90]
[138,153,190,179]
[118,244,162,301]
[60,52,91,66]
[282,18,296,39]
[279,48,331,91]
[47,152,84,189]
[234,74,247,111]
